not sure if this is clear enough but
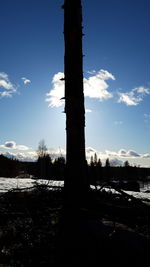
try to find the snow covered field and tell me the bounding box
[0,177,64,193]
[0,177,150,203]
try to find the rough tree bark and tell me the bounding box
[63,0,89,204]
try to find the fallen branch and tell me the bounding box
[98,182,148,208]
[0,184,63,199]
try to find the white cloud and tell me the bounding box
[118,149,128,157]
[1,144,149,167]
[86,147,150,166]
[85,109,92,113]
[0,72,9,80]
[109,158,124,166]
[118,86,150,106]
[46,72,65,107]
[2,151,37,162]
[2,141,16,149]
[126,150,140,157]
[114,120,123,125]
[47,147,150,167]
[86,147,97,155]
[1,147,66,162]
[0,79,13,90]
[46,70,115,107]
[87,70,96,75]
[84,82,112,100]
[0,141,29,151]
[0,91,13,97]
[46,71,150,108]
[118,92,141,106]
[84,69,115,100]
[47,148,66,159]
[21,77,31,84]
[17,145,29,151]
[95,69,115,81]
[105,150,118,157]
[106,149,141,158]
[0,72,17,98]
[86,147,124,166]
[142,154,150,158]
[134,86,150,95]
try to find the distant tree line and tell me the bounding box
[0,153,65,180]
[0,155,21,177]
[0,150,150,186]
[88,154,150,186]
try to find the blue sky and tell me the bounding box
[0,0,150,167]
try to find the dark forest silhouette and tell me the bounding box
[0,154,20,177]
[1,153,150,192]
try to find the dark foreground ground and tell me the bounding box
[0,185,150,266]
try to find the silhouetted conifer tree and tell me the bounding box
[90,156,94,165]
[105,158,110,168]
[97,158,102,168]
[124,160,130,167]
[97,158,103,183]
[105,158,110,181]
[94,153,98,166]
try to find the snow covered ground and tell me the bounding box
[0,177,150,203]
[0,177,64,193]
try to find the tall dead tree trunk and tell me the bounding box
[63,0,89,204]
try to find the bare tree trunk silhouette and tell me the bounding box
[63,0,89,205]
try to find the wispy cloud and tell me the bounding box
[1,147,66,162]
[0,141,29,151]
[21,77,31,85]
[2,144,150,166]
[46,70,115,107]
[118,86,150,106]
[106,149,142,158]
[114,120,123,125]
[0,80,13,90]
[86,147,97,155]
[87,70,96,75]
[109,158,124,166]
[118,92,141,106]
[144,113,150,124]
[142,154,150,158]
[86,146,150,166]
[144,113,150,119]
[86,147,124,166]
[2,151,37,162]
[0,72,9,80]
[47,148,66,159]
[0,72,17,98]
